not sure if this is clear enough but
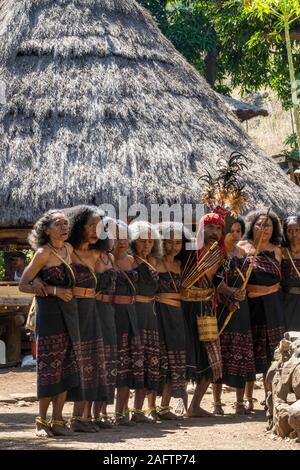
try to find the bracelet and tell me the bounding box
[53,286,57,296]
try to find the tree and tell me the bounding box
[137,0,300,106]
[245,1,300,157]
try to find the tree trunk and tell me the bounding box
[205,47,218,88]
[284,18,300,157]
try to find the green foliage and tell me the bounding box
[136,0,300,107]
[0,252,4,280]
[284,132,300,159]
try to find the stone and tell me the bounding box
[292,364,300,399]
[0,396,17,404]
[10,393,37,402]
[273,403,293,438]
[288,400,300,442]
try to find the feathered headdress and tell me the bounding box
[199,151,248,217]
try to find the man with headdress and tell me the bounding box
[181,210,242,416]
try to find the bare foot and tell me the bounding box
[186,407,213,418]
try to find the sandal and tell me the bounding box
[70,417,99,433]
[213,401,225,416]
[156,406,178,420]
[144,407,159,422]
[131,409,155,424]
[35,416,53,438]
[115,412,136,427]
[93,417,113,429]
[49,419,73,436]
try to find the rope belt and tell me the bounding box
[113,295,136,305]
[246,283,280,299]
[73,287,96,298]
[96,294,114,303]
[135,295,155,304]
[181,287,214,302]
[284,286,300,295]
[155,293,181,308]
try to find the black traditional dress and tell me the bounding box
[156,271,186,398]
[135,262,160,392]
[68,264,107,402]
[247,251,285,374]
[36,264,81,399]
[183,276,222,383]
[114,269,144,389]
[96,268,118,404]
[216,256,256,388]
[281,254,300,331]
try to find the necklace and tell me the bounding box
[100,254,110,266]
[48,243,68,260]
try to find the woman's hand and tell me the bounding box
[231,288,246,302]
[55,288,73,302]
[32,277,48,297]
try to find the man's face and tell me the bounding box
[11,256,25,270]
[204,223,223,246]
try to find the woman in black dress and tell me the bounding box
[93,218,118,427]
[148,222,187,420]
[67,206,107,433]
[113,221,144,425]
[20,210,81,437]
[129,221,161,423]
[239,210,285,411]
[281,215,300,331]
[212,217,256,415]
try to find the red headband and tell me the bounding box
[196,212,226,254]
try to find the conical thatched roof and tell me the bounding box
[0,0,300,227]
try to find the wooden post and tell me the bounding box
[6,314,21,362]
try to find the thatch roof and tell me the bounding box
[0,0,300,227]
[221,95,269,122]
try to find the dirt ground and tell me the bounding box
[0,367,299,451]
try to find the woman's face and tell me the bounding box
[47,213,69,243]
[134,232,154,258]
[230,222,243,242]
[164,233,182,257]
[253,216,273,242]
[114,226,129,253]
[286,221,300,246]
[84,214,102,244]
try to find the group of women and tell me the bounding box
[18,205,300,437]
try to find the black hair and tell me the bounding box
[244,209,282,246]
[282,214,300,247]
[67,205,108,250]
[28,209,66,251]
[230,216,245,236]
[159,222,193,263]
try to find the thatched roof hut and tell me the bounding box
[0,0,300,228]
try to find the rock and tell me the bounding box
[292,364,300,399]
[0,396,17,404]
[16,400,30,407]
[288,400,300,441]
[10,393,37,402]
[273,403,293,438]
